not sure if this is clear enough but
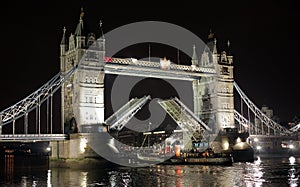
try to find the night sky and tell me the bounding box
[0,1,298,125]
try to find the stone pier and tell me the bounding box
[50,133,99,159]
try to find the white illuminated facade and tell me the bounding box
[60,9,105,130]
[193,31,234,132]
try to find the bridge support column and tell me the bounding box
[50,93,53,134]
[13,120,15,135]
[24,112,28,134]
[49,134,99,159]
[0,114,2,135]
[46,98,49,133]
[38,102,41,135]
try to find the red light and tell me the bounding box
[105,57,112,62]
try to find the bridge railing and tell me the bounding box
[0,134,68,141]
[106,57,216,74]
[105,95,151,131]
[157,97,211,142]
[289,123,300,132]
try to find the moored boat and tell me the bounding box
[136,147,167,163]
[165,148,233,165]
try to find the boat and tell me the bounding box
[165,148,233,166]
[136,148,167,163]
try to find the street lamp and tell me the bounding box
[256,145,262,150]
[148,122,152,146]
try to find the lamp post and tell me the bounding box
[148,122,152,147]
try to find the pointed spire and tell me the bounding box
[207,29,217,54]
[227,40,232,55]
[99,20,102,28]
[75,8,84,36]
[80,7,84,19]
[191,45,198,66]
[208,28,214,39]
[99,20,104,38]
[61,26,66,45]
[212,38,217,54]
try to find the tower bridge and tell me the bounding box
[0,10,299,159]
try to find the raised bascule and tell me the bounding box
[0,10,299,162]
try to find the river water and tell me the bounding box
[0,155,299,186]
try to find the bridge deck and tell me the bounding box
[104,58,215,81]
[0,134,68,142]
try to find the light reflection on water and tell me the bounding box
[0,155,299,186]
[289,156,299,187]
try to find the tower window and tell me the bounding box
[220,67,229,75]
[222,102,229,109]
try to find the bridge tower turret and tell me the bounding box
[191,45,199,66]
[74,8,86,49]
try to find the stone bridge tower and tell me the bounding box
[60,9,105,132]
[193,31,234,133]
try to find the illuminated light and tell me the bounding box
[80,137,87,153]
[66,83,72,88]
[174,129,184,133]
[46,147,51,152]
[223,142,229,150]
[175,145,181,157]
[131,58,137,63]
[143,132,152,135]
[256,146,262,150]
[236,137,241,143]
[153,131,165,134]
[105,57,113,62]
[191,65,196,71]
[80,172,88,187]
[254,138,259,142]
[160,57,171,70]
[255,156,261,165]
[289,156,296,165]
[180,144,185,150]
[289,144,294,149]
[47,170,51,186]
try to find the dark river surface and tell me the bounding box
[0,154,299,186]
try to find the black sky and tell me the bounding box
[0,0,298,124]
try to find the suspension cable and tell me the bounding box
[0,66,77,126]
